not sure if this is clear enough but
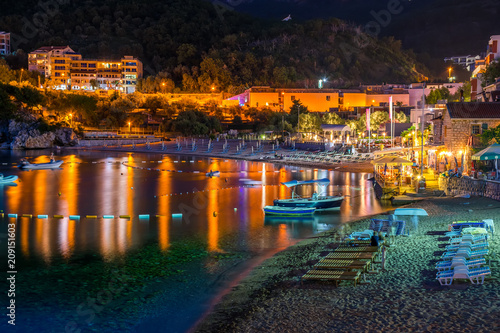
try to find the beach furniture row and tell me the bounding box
[436,221,493,286]
[301,239,381,287]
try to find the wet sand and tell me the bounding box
[194,196,500,332]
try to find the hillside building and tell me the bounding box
[28,46,142,93]
[0,31,10,55]
[471,35,500,101]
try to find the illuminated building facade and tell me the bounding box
[28,46,142,93]
[0,31,10,55]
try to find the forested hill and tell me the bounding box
[0,0,428,93]
[236,0,499,58]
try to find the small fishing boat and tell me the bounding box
[18,159,63,170]
[0,174,18,184]
[206,170,220,177]
[263,206,316,216]
[273,178,343,211]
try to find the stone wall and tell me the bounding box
[439,176,500,201]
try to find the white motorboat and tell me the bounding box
[273,178,344,211]
[206,170,220,177]
[0,174,18,184]
[18,160,63,170]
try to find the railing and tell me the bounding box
[439,177,500,201]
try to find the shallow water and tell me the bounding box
[0,149,390,332]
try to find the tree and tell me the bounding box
[395,111,409,123]
[288,100,308,129]
[90,79,99,90]
[299,113,321,133]
[481,61,500,88]
[173,110,221,135]
[0,59,15,84]
[322,112,344,125]
[0,85,17,120]
[480,124,500,145]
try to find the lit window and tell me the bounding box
[326,96,331,101]
[471,125,480,135]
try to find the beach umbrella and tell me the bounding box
[472,143,500,161]
[472,143,500,179]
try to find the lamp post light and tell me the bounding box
[448,67,452,82]
[128,121,131,134]
[162,82,165,94]
[69,113,72,128]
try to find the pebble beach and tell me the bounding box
[195,196,500,332]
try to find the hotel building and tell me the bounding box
[471,35,500,100]
[28,46,142,93]
[0,31,11,55]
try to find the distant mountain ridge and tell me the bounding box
[0,0,429,90]
[233,0,499,58]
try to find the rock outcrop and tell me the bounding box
[3,120,77,149]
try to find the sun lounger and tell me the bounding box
[435,257,487,272]
[449,234,487,245]
[453,266,491,284]
[462,227,488,235]
[441,248,489,260]
[482,219,495,234]
[445,241,489,252]
[301,269,361,287]
[314,259,371,272]
[437,266,492,285]
[325,252,375,260]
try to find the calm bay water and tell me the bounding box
[0,149,389,332]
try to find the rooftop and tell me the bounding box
[447,102,500,119]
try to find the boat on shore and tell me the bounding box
[18,160,63,170]
[273,178,343,210]
[263,206,316,216]
[0,174,18,184]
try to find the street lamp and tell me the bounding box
[69,113,72,127]
[128,121,131,133]
[162,82,165,93]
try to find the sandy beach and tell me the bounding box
[194,196,500,332]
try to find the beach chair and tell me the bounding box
[435,257,487,272]
[395,220,406,236]
[441,248,489,260]
[449,234,487,245]
[436,270,454,285]
[452,266,491,285]
[445,241,489,252]
[482,219,495,234]
[301,269,361,287]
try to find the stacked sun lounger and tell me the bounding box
[301,239,382,286]
[436,221,493,286]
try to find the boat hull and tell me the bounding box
[19,160,64,170]
[263,206,316,216]
[0,175,18,184]
[273,196,344,210]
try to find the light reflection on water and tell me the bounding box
[0,150,389,264]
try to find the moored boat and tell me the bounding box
[18,160,64,170]
[206,170,220,177]
[273,178,343,211]
[0,174,18,184]
[263,206,316,216]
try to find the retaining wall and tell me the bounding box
[439,176,500,201]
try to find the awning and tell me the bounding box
[472,143,500,161]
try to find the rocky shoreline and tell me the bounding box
[194,197,500,332]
